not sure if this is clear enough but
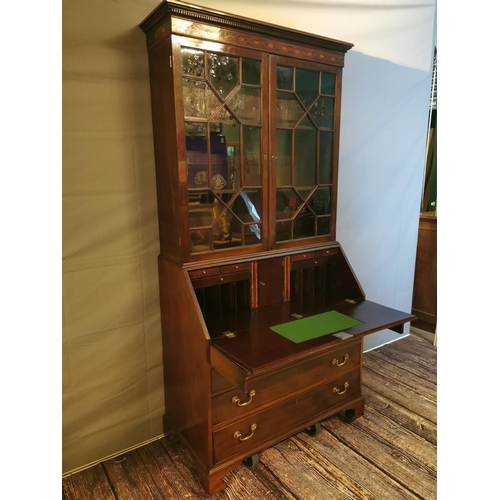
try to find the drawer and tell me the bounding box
[316,248,338,258]
[221,262,252,275]
[192,270,251,289]
[212,339,361,425]
[188,267,220,280]
[213,369,361,462]
[291,251,315,262]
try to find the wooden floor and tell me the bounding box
[63,334,437,499]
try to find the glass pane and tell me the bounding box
[276,91,304,127]
[190,228,211,253]
[243,126,261,186]
[189,202,215,228]
[293,206,315,239]
[276,220,292,242]
[297,188,313,204]
[226,214,244,247]
[207,52,239,97]
[276,129,292,187]
[296,68,319,108]
[242,58,261,85]
[276,188,301,219]
[221,123,241,191]
[183,79,220,119]
[321,73,336,95]
[317,216,331,236]
[294,115,316,187]
[309,187,331,215]
[244,223,262,245]
[227,87,261,125]
[319,131,333,184]
[277,66,293,90]
[311,97,334,129]
[181,48,205,77]
[209,134,230,191]
[230,190,262,226]
[213,207,232,248]
[185,123,208,189]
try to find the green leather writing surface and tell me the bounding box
[270,310,363,343]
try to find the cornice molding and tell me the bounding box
[139,0,353,55]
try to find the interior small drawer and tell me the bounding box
[316,248,338,258]
[212,339,361,425]
[291,251,315,262]
[188,267,220,280]
[213,370,361,463]
[220,262,252,275]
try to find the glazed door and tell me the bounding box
[269,56,343,248]
[173,37,269,259]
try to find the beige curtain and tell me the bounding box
[62,0,166,474]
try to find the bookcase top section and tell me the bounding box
[139,0,354,55]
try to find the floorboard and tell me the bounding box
[63,334,436,499]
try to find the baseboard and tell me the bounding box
[62,434,165,478]
[363,334,409,353]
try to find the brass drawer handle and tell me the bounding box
[333,382,349,395]
[332,353,349,366]
[232,390,256,407]
[234,423,257,441]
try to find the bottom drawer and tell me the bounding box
[213,370,360,463]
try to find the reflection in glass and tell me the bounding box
[245,223,262,245]
[297,188,312,204]
[181,48,204,77]
[276,220,292,242]
[210,134,230,191]
[273,66,336,244]
[276,188,301,218]
[277,66,293,90]
[276,129,292,186]
[294,115,316,187]
[183,79,221,119]
[309,187,331,215]
[181,46,266,253]
[225,216,243,247]
[242,58,261,85]
[296,68,319,108]
[243,126,261,186]
[223,124,241,191]
[185,122,208,189]
[190,228,211,253]
[312,97,334,129]
[208,52,239,97]
[227,87,261,125]
[319,131,333,184]
[230,190,262,228]
[276,92,304,127]
[293,206,315,239]
[321,73,336,95]
[317,216,331,235]
[214,105,237,125]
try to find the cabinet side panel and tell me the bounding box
[158,257,212,466]
[147,35,183,263]
[411,217,437,324]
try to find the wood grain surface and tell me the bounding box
[63,335,437,500]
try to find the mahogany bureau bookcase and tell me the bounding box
[139,1,415,494]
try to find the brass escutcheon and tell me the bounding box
[232,390,256,407]
[234,423,257,441]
